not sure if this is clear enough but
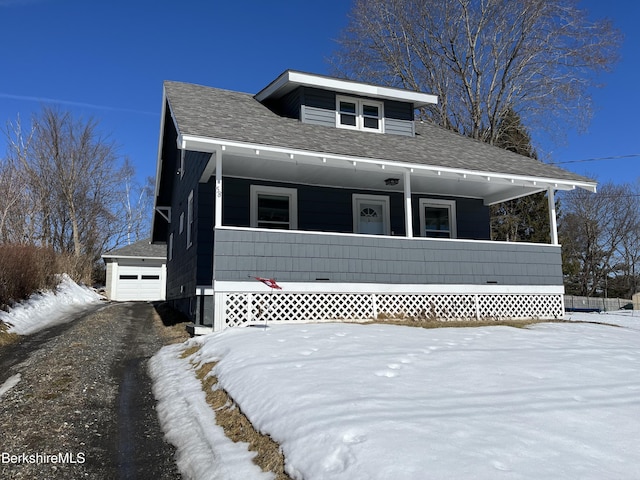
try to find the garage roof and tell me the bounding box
[102,239,166,260]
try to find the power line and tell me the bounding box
[551,153,640,165]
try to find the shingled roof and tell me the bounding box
[102,239,166,259]
[164,80,593,185]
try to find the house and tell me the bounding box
[102,239,167,301]
[151,70,596,333]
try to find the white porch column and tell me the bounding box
[214,150,223,228]
[547,186,558,245]
[404,170,413,238]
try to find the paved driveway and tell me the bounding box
[0,301,188,479]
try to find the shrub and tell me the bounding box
[0,244,60,308]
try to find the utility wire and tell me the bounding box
[551,153,640,165]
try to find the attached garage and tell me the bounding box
[102,239,167,301]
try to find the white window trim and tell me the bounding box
[187,190,194,248]
[168,232,173,261]
[250,185,298,230]
[179,212,184,234]
[352,194,391,235]
[419,198,457,239]
[336,95,384,133]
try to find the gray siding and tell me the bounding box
[301,105,335,127]
[302,107,415,137]
[282,86,416,137]
[213,228,563,286]
[385,118,414,137]
[166,150,212,308]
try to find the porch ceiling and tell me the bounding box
[211,147,579,205]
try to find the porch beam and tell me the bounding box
[404,170,413,237]
[483,186,546,206]
[214,150,223,228]
[547,186,559,245]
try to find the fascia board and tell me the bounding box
[151,87,169,236]
[255,70,438,107]
[153,88,167,200]
[101,255,166,260]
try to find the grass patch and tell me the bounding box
[184,346,290,480]
[0,321,19,346]
[180,345,201,359]
[366,317,565,329]
[152,301,191,344]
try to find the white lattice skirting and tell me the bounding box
[216,291,564,329]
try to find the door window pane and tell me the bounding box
[359,204,384,234]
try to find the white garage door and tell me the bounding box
[115,265,164,301]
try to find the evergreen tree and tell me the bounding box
[490,109,551,243]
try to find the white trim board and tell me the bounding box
[255,70,438,108]
[211,281,564,295]
[177,134,597,194]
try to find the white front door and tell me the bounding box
[353,195,390,235]
[359,202,384,234]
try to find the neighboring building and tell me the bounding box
[151,70,596,332]
[102,239,167,301]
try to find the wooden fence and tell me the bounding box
[564,295,633,312]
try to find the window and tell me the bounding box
[337,96,383,132]
[250,185,298,230]
[141,275,160,280]
[419,199,457,238]
[187,190,194,248]
[119,274,138,280]
[352,194,390,235]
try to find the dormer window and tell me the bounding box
[337,96,383,133]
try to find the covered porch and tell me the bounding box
[186,134,595,244]
[180,135,594,330]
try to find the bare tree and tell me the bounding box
[1,117,41,244]
[3,107,128,281]
[112,157,154,247]
[332,0,621,144]
[560,182,637,297]
[611,183,640,297]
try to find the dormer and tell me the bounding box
[255,70,437,137]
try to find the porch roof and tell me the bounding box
[163,80,595,191]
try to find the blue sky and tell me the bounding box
[0,0,637,188]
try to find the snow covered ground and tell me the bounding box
[152,312,640,480]
[3,280,638,479]
[0,274,103,335]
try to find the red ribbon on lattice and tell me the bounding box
[254,277,282,290]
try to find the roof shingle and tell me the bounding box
[103,239,166,259]
[164,80,593,184]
